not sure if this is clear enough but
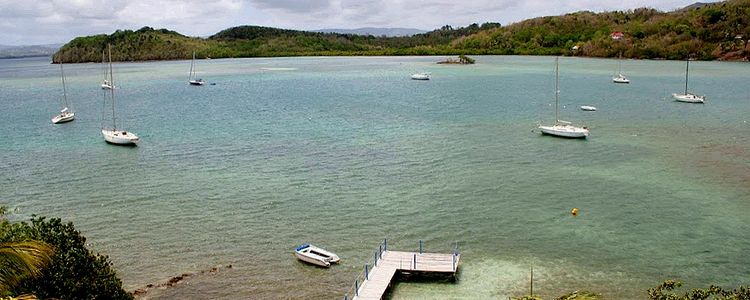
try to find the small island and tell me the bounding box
[437,54,475,64]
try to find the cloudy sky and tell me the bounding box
[0,0,717,46]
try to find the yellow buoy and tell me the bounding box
[571,208,579,216]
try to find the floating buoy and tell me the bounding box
[571,208,579,216]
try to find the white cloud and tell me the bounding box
[0,0,718,45]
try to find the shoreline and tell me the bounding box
[42,53,750,65]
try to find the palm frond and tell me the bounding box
[0,241,54,293]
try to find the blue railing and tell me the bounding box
[343,238,387,299]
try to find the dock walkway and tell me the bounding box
[346,240,460,300]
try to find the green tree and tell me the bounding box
[0,208,53,298]
[0,210,132,300]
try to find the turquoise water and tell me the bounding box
[1,55,749,299]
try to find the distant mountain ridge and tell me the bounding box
[0,44,61,58]
[312,27,427,37]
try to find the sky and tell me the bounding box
[0,0,718,46]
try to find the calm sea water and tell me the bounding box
[1,55,748,299]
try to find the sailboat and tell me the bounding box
[101,50,114,89]
[612,52,630,84]
[411,72,430,80]
[101,44,139,145]
[188,51,204,85]
[672,58,705,103]
[51,62,75,124]
[538,57,590,139]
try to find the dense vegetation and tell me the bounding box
[647,280,750,299]
[453,1,750,60]
[54,0,750,63]
[0,209,132,300]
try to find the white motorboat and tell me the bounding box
[538,57,589,139]
[673,58,705,103]
[294,244,340,267]
[101,44,139,146]
[188,51,205,85]
[52,63,75,124]
[411,72,430,80]
[101,79,114,89]
[580,105,597,111]
[101,129,139,145]
[612,74,630,84]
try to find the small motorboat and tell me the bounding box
[411,72,430,80]
[294,244,340,267]
[580,105,597,111]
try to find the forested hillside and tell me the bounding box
[53,0,749,63]
[452,0,750,60]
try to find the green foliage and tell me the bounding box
[648,280,750,300]
[458,54,475,64]
[52,0,750,62]
[0,241,53,295]
[0,214,132,300]
[555,291,604,300]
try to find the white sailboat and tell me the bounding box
[51,62,75,124]
[188,51,204,85]
[538,57,590,139]
[101,50,114,89]
[411,72,430,80]
[672,58,705,103]
[612,53,630,84]
[101,44,139,145]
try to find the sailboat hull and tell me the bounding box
[613,76,630,84]
[102,129,139,145]
[539,124,589,138]
[189,80,204,85]
[672,93,705,103]
[52,112,75,124]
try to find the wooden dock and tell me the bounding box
[346,240,460,300]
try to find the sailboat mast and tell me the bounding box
[102,50,107,81]
[684,58,690,95]
[60,62,69,108]
[108,44,116,131]
[189,51,195,81]
[555,56,559,123]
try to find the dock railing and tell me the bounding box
[343,238,460,300]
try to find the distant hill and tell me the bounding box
[682,2,712,10]
[313,27,427,37]
[0,44,61,58]
[54,0,750,63]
